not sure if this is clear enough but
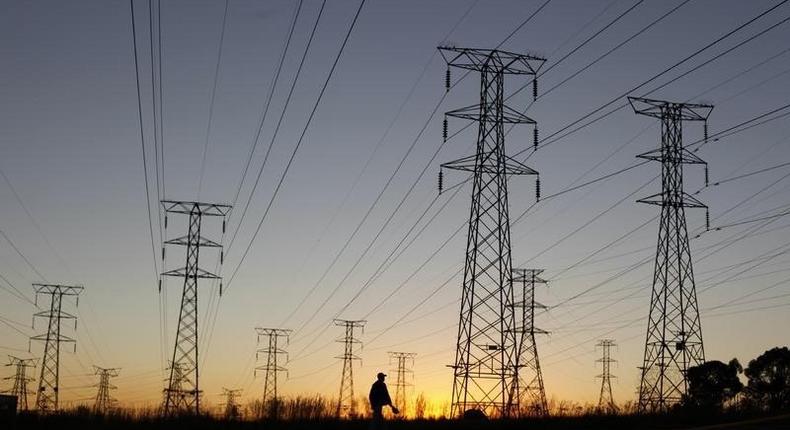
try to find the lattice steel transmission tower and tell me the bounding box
[629,97,712,412]
[160,200,231,415]
[220,388,242,419]
[509,269,548,416]
[596,339,617,414]
[255,328,291,410]
[334,319,365,418]
[389,352,416,414]
[92,366,120,414]
[3,356,37,411]
[439,46,544,418]
[30,283,83,412]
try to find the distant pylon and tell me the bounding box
[2,356,37,411]
[220,388,242,419]
[439,46,544,418]
[628,97,712,412]
[160,200,231,415]
[92,366,120,414]
[255,327,291,416]
[596,339,617,414]
[30,283,83,412]
[334,319,365,418]
[388,352,416,414]
[509,269,549,417]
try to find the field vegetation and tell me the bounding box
[2,347,789,429]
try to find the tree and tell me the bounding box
[683,359,743,411]
[744,347,790,412]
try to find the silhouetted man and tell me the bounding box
[369,372,398,428]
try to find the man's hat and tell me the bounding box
[377,372,386,378]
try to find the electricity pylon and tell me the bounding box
[509,269,548,417]
[439,46,544,418]
[388,352,416,414]
[160,200,231,415]
[596,339,617,414]
[92,366,120,414]
[3,356,37,411]
[220,388,242,419]
[334,319,365,418]
[30,283,83,412]
[255,327,291,416]
[629,97,712,412]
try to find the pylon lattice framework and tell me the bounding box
[160,200,231,415]
[509,269,548,416]
[221,387,242,419]
[3,356,37,411]
[30,283,83,412]
[255,328,291,408]
[93,366,120,414]
[334,319,365,418]
[629,97,712,412]
[388,352,416,413]
[439,46,544,418]
[596,339,617,414]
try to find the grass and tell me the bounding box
[3,409,789,430]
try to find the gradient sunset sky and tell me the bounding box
[1,0,790,411]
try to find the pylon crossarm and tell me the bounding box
[30,334,75,343]
[33,310,77,320]
[637,148,706,164]
[164,235,222,248]
[442,155,538,176]
[161,267,220,279]
[161,200,231,216]
[439,47,545,75]
[33,284,83,295]
[628,97,713,121]
[637,192,707,208]
[446,104,537,124]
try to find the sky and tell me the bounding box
[1,0,790,413]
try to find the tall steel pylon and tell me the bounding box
[629,97,712,412]
[160,200,231,415]
[220,388,242,419]
[334,319,365,418]
[3,356,37,411]
[388,352,416,414]
[596,339,617,414]
[509,269,548,417]
[30,283,83,412]
[439,46,544,418]
[92,366,120,414]
[255,327,291,414]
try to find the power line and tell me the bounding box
[0,169,73,278]
[147,0,167,387]
[0,230,47,282]
[283,0,554,346]
[519,0,790,156]
[129,0,159,292]
[229,0,304,212]
[278,0,479,327]
[226,0,327,254]
[225,0,367,290]
[196,0,230,199]
[337,0,779,332]
[340,101,790,360]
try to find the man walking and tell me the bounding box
[369,372,399,428]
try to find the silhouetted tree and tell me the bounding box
[683,359,743,412]
[745,347,790,412]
